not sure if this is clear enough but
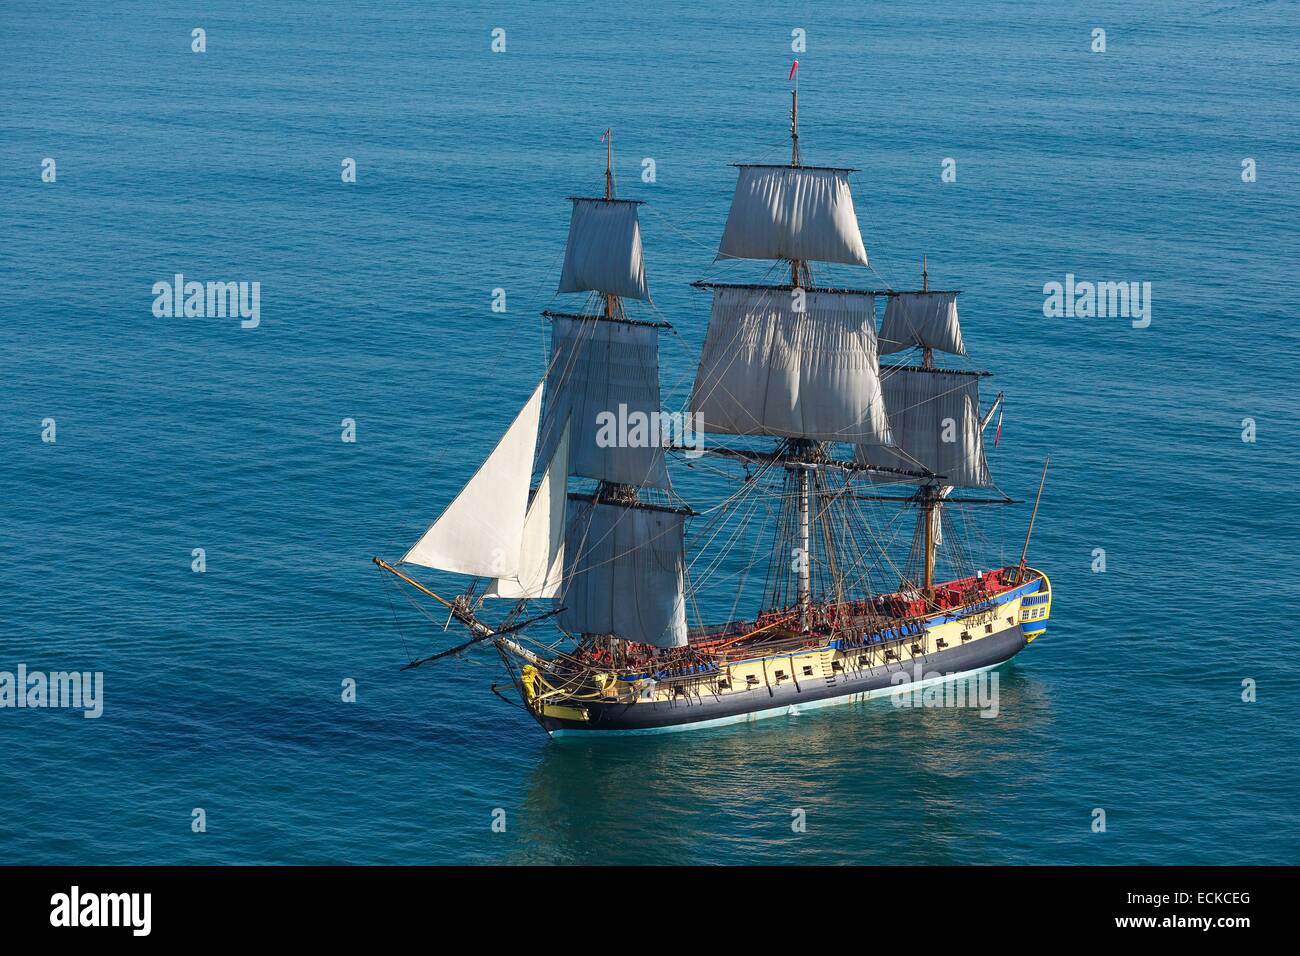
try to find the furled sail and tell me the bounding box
[537,315,670,489]
[401,381,545,577]
[558,198,650,301]
[717,165,869,266]
[690,286,892,444]
[483,421,569,599]
[853,367,991,487]
[878,292,965,356]
[559,500,688,648]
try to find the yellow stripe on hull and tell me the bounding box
[541,703,589,722]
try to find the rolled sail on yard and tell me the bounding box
[538,315,670,490]
[717,166,869,266]
[853,367,991,487]
[559,501,688,648]
[690,286,892,444]
[878,292,965,356]
[558,198,650,301]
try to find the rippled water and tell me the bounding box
[2,0,1297,864]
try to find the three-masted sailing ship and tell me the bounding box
[374,82,1053,737]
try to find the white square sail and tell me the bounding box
[690,286,892,444]
[717,166,868,266]
[558,198,650,301]
[559,501,688,648]
[854,367,992,488]
[878,292,965,356]
[538,316,671,490]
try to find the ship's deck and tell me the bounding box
[570,565,1036,680]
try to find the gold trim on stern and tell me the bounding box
[1018,568,1052,641]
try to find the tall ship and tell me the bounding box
[374,77,1052,737]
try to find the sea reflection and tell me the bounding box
[508,661,1056,864]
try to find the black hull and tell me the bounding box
[542,623,1029,736]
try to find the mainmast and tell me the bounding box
[790,69,800,167]
[918,256,938,598]
[604,129,617,324]
[795,455,812,628]
[787,71,813,629]
[691,64,890,629]
[789,69,804,287]
[605,128,614,200]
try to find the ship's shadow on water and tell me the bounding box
[509,662,1056,864]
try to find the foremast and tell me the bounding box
[542,130,691,656]
[375,129,690,670]
[595,129,646,506]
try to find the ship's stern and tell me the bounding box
[1017,567,1052,641]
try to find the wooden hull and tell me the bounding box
[531,569,1052,737]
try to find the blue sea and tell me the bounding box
[2,0,1297,865]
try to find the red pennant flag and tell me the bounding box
[789,60,799,81]
[994,408,1004,447]
[601,128,610,142]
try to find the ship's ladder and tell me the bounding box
[819,648,838,688]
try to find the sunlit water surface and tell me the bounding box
[1,0,1296,863]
